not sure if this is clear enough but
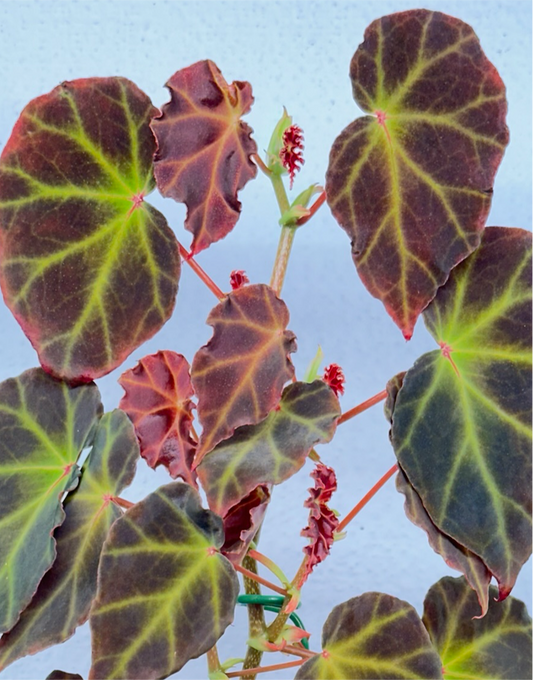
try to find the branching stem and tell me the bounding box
[241,555,266,679]
[336,462,399,533]
[296,190,327,226]
[226,659,304,677]
[234,563,287,596]
[178,241,225,300]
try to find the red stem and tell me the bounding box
[337,389,387,424]
[226,659,304,677]
[111,496,135,510]
[178,241,225,300]
[234,563,288,596]
[336,463,399,533]
[296,190,327,226]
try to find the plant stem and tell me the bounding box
[251,153,272,177]
[337,389,388,424]
[241,555,266,679]
[336,462,399,533]
[269,174,295,296]
[296,190,327,226]
[110,496,134,510]
[248,549,290,587]
[206,646,221,676]
[265,559,307,643]
[226,659,304,678]
[234,564,288,596]
[178,241,225,300]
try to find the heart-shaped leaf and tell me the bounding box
[391,227,532,598]
[295,592,443,679]
[423,576,532,679]
[192,284,297,462]
[89,483,239,680]
[151,60,258,254]
[326,9,508,338]
[0,77,180,382]
[197,381,340,516]
[119,350,197,486]
[0,410,138,670]
[0,368,102,634]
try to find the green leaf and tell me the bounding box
[391,227,532,598]
[326,9,508,338]
[89,483,239,680]
[0,368,102,634]
[197,381,340,516]
[423,576,532,679]
[151,60,257,254]
[397,469,490,617]
[0,410,138,671]
[192,284,297,463]
[295,592,443,679]
[0,77,180,382]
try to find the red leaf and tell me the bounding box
[299,463,339,586]
[192,284,297,462]
[119,351,197,487]
[151,60,258,254]
[221,485,271,565]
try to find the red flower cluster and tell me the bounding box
[323,363,345,397]
[279,124,304,189]
[299,463,339,586]
[229,270,249,290]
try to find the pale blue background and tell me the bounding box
[0,1,531,678]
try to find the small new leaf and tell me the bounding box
[119,350,197,486]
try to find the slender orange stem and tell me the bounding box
[337,389,387,424]
[234,564,288,596]
[282,645,318,659]
[251,153,273,176]
[296,190,327,226]
[178,241,225,300]
[111,496,135,510]
[336,463,399,533]
[226,659,304,677]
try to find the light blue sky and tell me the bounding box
[0,1,531,678]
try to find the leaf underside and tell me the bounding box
[221,485,271,565]
[192,283,297,462]
[119,350,197,486]
[197,380,340,517]
[89,483,239,680]
[423,576,532,679]
[0,410,138,671]
[151,60,258,254]
[326,9,508,338]
[0,368,102,635]
[295,592,443,679]
[391,227,532,598]
[0,77,180,382]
